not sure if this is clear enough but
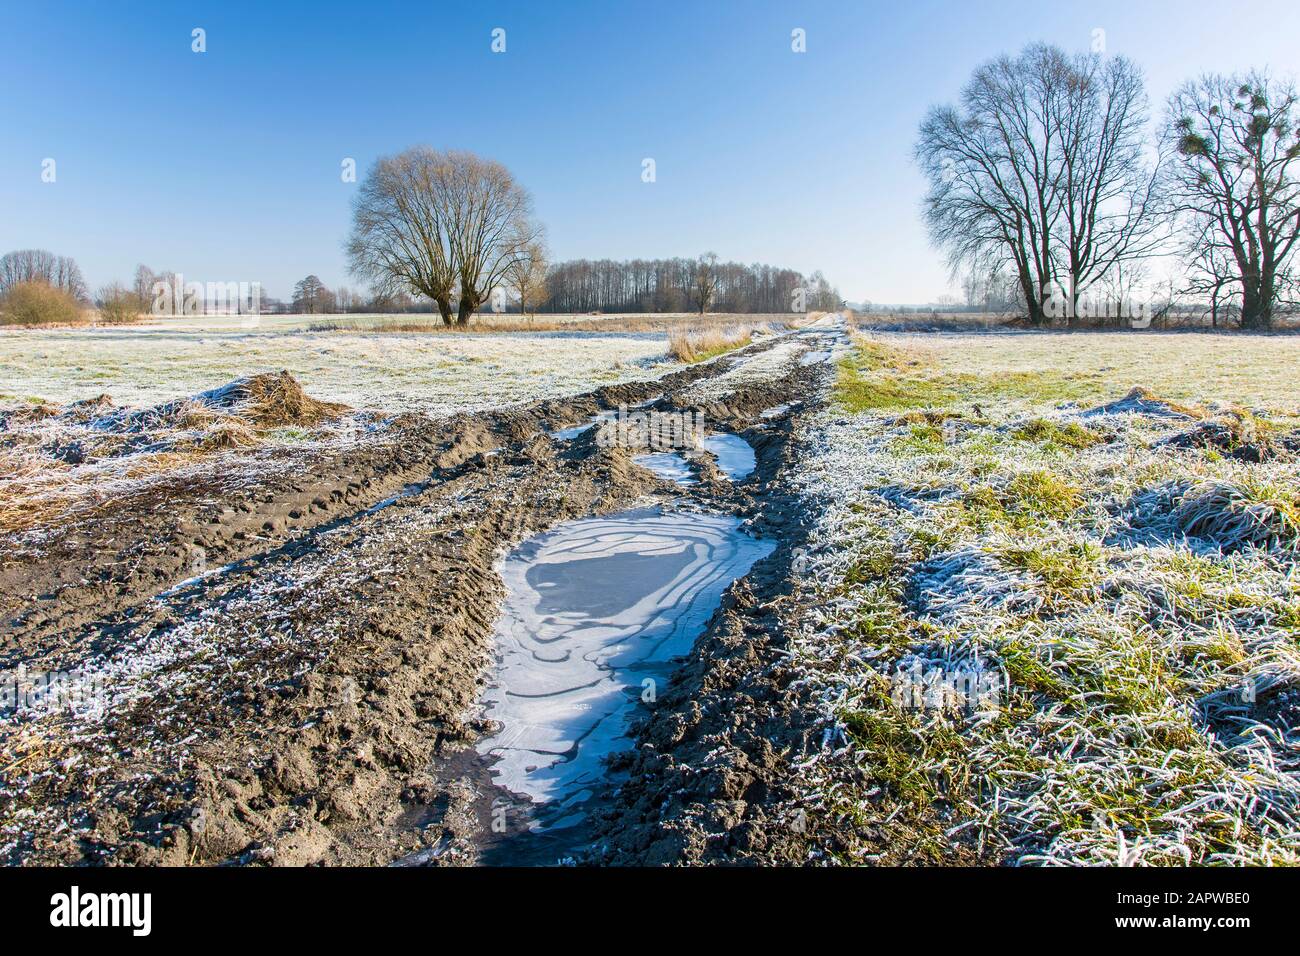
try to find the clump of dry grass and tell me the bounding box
[1012,418,1106,450]
[200,370,348,426]
[193,418,260,451]
[1172,480,1300,553]
[667,326,754,363]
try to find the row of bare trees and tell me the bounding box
[538,255,838,314]
[918,43,1300,329]
[0,249,88,301]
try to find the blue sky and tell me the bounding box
[2,0,1297,304]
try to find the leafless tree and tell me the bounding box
[347,147,540,326]
[805,270,842,311]
[1166,73,1300,329]
[691,252,720,315]
[917,43,1165,325]
[97,281,141,324]
[292,275,332,314]
[335,286,359,312]
[0,249,88,301]
[132,264,156,307]
[507,238,549,317]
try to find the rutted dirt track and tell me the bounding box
[0,319,847,866]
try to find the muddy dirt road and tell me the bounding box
[1,317,849,866]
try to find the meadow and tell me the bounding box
[789,328,1300,864]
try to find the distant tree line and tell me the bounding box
[0,249,88,301]
[538,256,840,314]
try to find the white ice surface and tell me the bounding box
[477,509,774,815]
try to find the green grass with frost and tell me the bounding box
[790,332,1300,865]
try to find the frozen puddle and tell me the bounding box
[702,433,756,480]
[477,508,774,826]
[549,411,615,441]
[633,451,696,484]
[635,433,756,484]
[549,398,662,441]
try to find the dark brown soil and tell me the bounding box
[2,326,844,866]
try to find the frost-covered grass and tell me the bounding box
[790,331,1300,865]
[838,330,1300,413]
[0,373,378,543]
[0,323,683,413]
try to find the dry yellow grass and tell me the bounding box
[666,326,755,362]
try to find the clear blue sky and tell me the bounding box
[2,0,1296,304]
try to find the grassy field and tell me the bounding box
[838,330,1300,414]
[0,313,787,413]
[792,330,1300,864]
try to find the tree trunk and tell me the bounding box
[1016,270,1047,326]
[457,297,475,325]
[1240,286,1271,331]
[435,297,454,325]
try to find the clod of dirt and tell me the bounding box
[1084,387,1202,420]
[1161,413,1293,463]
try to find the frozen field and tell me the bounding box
[787,329,1300,864]
[0,322,683,414]
[6,318,1300,867]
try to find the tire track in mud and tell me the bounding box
[1,317,848,865]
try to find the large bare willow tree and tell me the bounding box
[347,147,540,325]
[917,43,1165,324]
[1167,73,1300,330]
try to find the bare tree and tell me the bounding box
[1167,73,1300,329]
[132,264,156,308]
[507,238,549,317]
[292,275,332,314]
[917,43,1164,325]
[691,252,720,315]
[448,155,540,324]
[347,147,540,326]
[1182,232,1239,327]
[806,270,842,310]
[0,249,88,301]
[97,282,141,325]
[348,147,459,323]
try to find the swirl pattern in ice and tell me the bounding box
[477,507,774,823]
